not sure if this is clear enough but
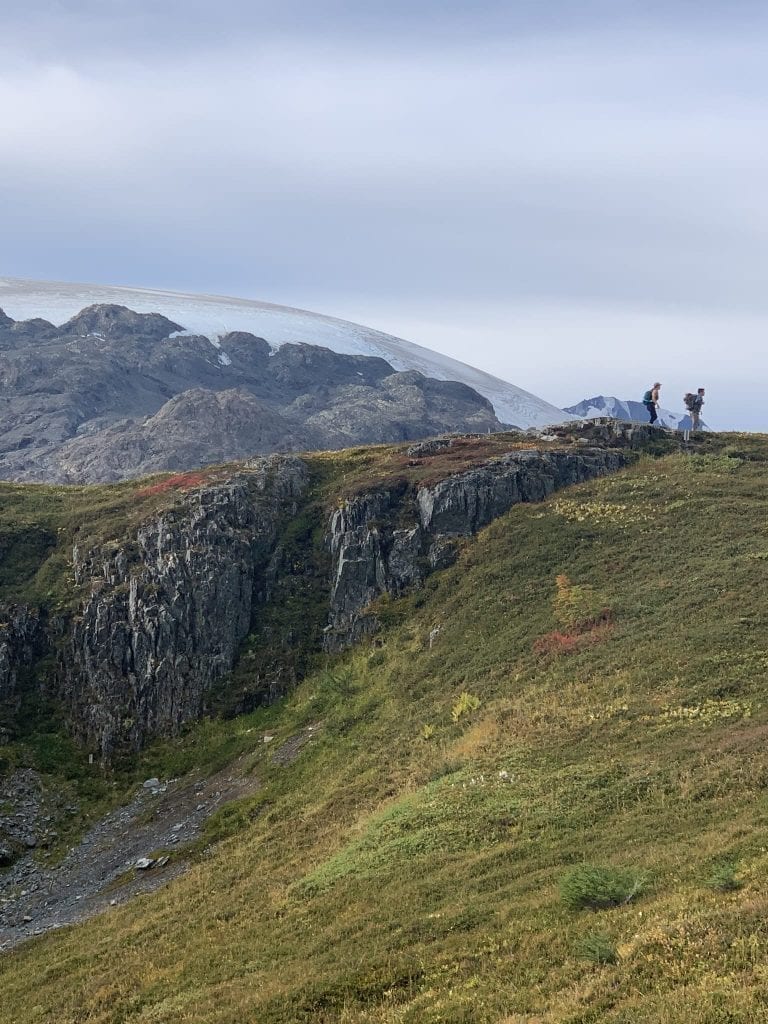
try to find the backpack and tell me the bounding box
[683,393,696,412]
[642,389,653,404]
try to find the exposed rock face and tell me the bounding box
[324,448,629,649]
[0,304,503,483]
[62,456,309,756]
[415,448,621,534]
[0,606,42,702]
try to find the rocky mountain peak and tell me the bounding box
[268,342,393,389]
[218,331,273,366]
[0,312,58,344]
[60,303,182,341]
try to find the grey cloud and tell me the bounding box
[4,2,768,53]
[1,6,767,430]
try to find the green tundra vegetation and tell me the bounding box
[2,433,768,1022]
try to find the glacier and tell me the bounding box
[0,277,568,429]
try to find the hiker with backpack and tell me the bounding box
[642,382,662,424]
[684,388,705,431]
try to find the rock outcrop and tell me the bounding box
[324,447,629,649]
[0,606,43,702]
[61,456,308,756]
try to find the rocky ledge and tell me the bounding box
[61,455,309,756]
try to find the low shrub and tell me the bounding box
[553,574,611,632]
[577,931,619,965]
[533,629,584,656]
[560,865,646,911]
[135,471,210,498]
[534,575,613,657]
[533,620,612,658]
[451,691,481,723]
[705,862,742,892]
[319,667,356,698]
[688,455,743,474]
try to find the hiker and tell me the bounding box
[642,382,661,425]
[683,388,705,431]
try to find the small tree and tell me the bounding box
[577,931,619,964]
[705,861,742,892]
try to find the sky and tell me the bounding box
[1,1,767,429]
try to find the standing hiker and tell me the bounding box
[643,382,661,424]
[683,388,705,431]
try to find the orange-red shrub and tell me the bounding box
[533,617,613,658]
[135,471,209,498]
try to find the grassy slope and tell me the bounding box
[2,442,768,1021]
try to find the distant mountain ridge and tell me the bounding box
[0,302,508,483]
[565,395,705,431]
[0,277,569,429]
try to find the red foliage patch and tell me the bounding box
[533,630,585,656]
[135,471,210,499]
[533,617,613,658]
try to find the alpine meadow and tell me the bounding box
[1,424,767,1023]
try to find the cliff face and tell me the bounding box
[61,456,308,756]
[0,606,42,703]
[0,429,648,759]
[324,447,629,650]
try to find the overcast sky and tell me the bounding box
[1,1,767,429]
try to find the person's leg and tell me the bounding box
[691,411,700,431]
[649,403,658,424]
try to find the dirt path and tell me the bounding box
[0,758,260,952]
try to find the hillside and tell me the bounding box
[1,426,767,1022]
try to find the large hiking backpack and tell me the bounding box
[683,393,696,411]
[642,389,653,404]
